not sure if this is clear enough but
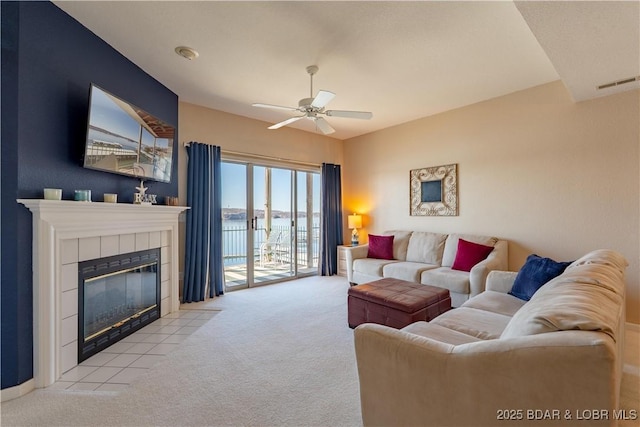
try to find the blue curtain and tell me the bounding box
[320,163,344,275]
[183,142,224,302]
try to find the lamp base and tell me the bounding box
[351,229,359,246]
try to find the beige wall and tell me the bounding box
[177,102,344,290]
[342,81,640,323]
[178,101,344,202]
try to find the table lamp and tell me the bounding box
[348,214,362,246]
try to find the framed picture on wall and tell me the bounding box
[410,163,458,216]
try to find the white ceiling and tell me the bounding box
[53,1,640,141]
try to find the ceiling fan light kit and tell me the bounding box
[253,65,373,135]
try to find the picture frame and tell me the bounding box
[410,163,458,216]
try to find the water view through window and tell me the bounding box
[221,161,320,288]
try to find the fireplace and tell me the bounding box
[78,249,161,362]
[16,199,187,395]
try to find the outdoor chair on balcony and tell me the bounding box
[259,229,293,268]
[260,231,283,267]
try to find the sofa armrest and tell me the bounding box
[354,324,456,426]
[344,244,369,283]
[486,270,518,293]
[355,323,618,427]
[468,240,508,297]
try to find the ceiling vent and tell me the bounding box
[597,76,640,90]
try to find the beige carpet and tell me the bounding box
[1,276,362,426]
[2,276,639,426]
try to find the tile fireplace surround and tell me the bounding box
[15,199,188,398]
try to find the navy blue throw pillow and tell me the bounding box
[509,254,572,301]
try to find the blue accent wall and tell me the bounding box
[1,1,179,389]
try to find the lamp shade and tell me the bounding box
[348,214,362,229]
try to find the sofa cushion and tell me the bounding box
[451,239,494,272]
[501,257,626,341]
[567,248,629,274]
[402,321,482,346]
[368,234,394,260]
[405,232,447,265]
[461,290,526,317]
[421,267,470,294]
[431,307,512,340]
[441,234,498,267]
[383,230,412,261]
[353,258,397,277]
[508,254,571,301]
[382,261,439,282]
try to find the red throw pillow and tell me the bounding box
[367,234,394,260]
[451,238,494,272]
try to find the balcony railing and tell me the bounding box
[222,223,320,269]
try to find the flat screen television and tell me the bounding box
[83,84,175,183]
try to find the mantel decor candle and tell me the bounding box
[43,188,62,200]
[103,193,118,203]
[74,190,91,202]
[165,196,179,206]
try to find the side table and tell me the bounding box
[337,245,350,277]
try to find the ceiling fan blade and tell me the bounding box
[253,103,299,112]
[311,90,335,109]
[314,117,335,135]
[268,116,304,130]
[325,110,373,120]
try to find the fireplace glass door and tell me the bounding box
[78,248,160,362]
[83,262,158,341]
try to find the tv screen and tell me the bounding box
[83,84,175,183]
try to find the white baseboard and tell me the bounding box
[0,378,35,402]
[624,322,639,376]
[623,364,640,377]
[626,322,640,332]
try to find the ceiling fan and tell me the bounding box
[252,65,373,135]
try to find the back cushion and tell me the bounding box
[566,249,629,275]
[383,230,412,261]
[442,234,498,267]
[500,260,626,341]
[406,232,447,265]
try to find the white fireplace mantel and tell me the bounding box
[17,199,188,392]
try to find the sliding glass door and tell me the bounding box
[296,171,320,275]
[220,162,249,288]
[221,161,320,290]
[253,165,294,284]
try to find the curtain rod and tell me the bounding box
[183,142,321,168]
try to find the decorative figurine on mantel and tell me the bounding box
[134,180,157,205]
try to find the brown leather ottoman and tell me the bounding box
[348,278,451,329]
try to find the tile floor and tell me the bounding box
[46,308,219,392]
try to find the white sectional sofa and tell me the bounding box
[354,249,628,427]
[344,231,508,307]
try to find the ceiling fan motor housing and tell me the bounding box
[299,98,316,109]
